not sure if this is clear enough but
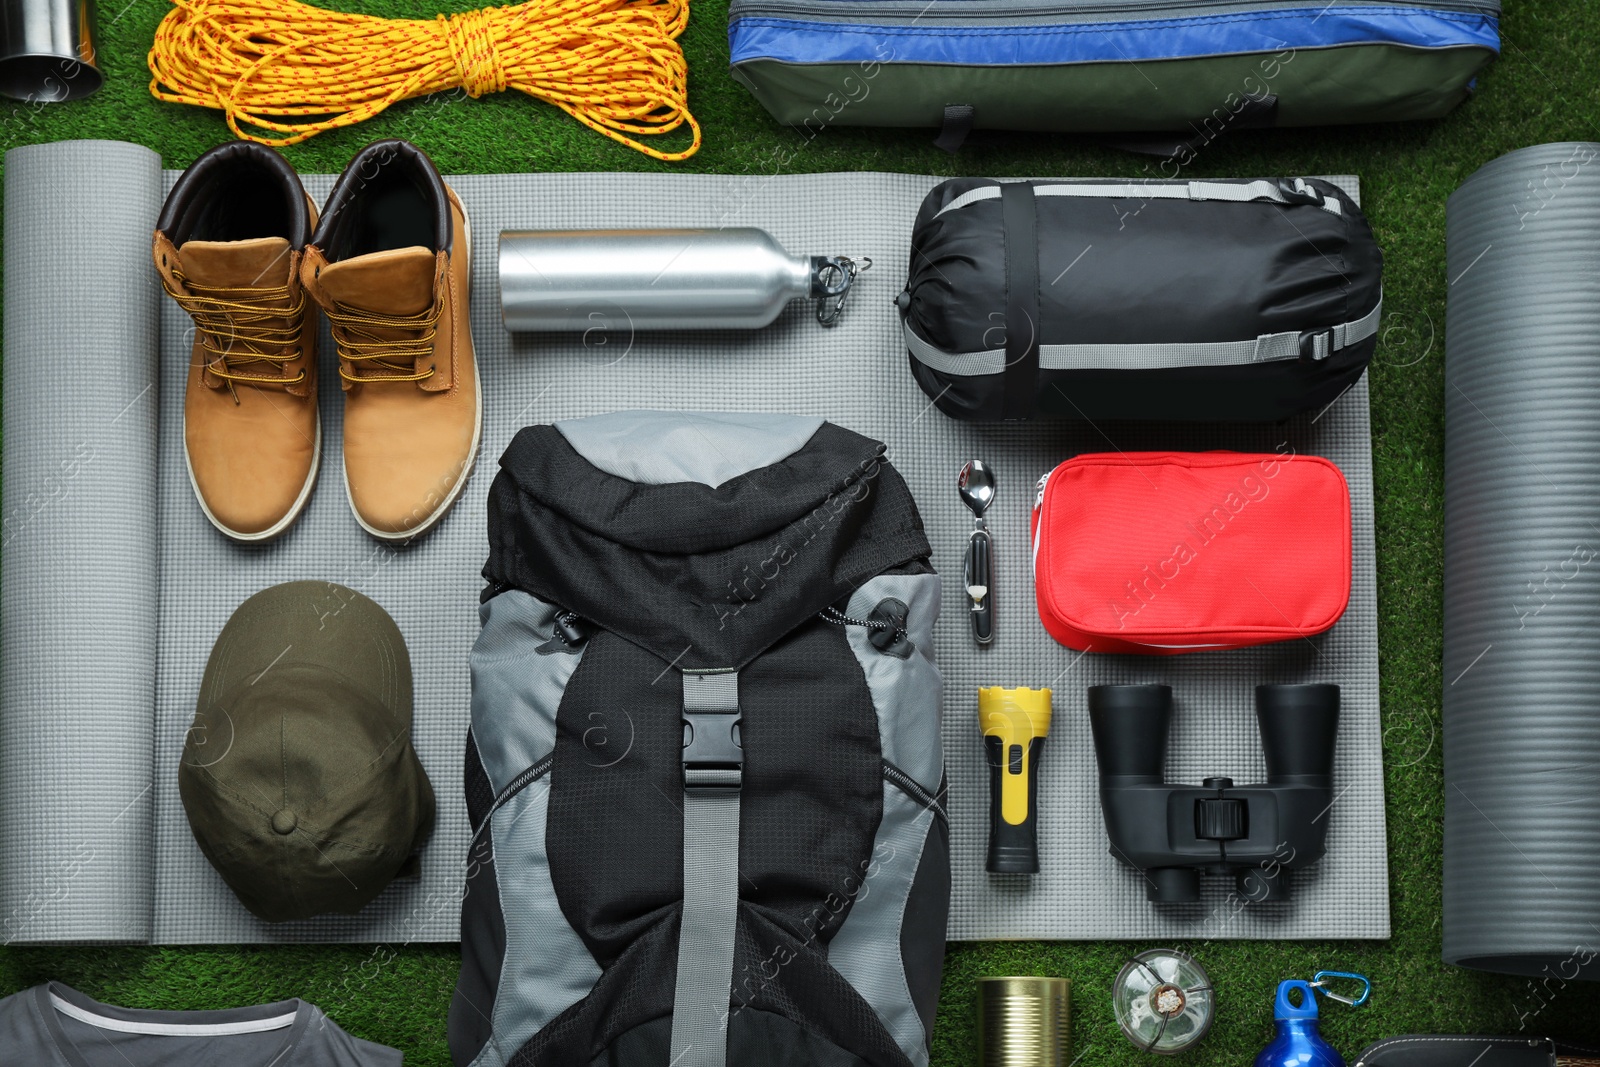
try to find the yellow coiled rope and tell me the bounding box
[148,0,700,161]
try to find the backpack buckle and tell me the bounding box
[1276,177,1324,207]
[1299,329,1332,361]
[682,709,743,793]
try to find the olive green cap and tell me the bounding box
[179,581,435,924]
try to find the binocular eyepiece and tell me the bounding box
[1088,683,1340,905]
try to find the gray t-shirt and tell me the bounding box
[0,982,402,1066]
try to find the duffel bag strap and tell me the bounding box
[1000,181,1041,420]
[671,668,743,1067]
[933,104,975,154]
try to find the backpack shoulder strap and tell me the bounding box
[672,668,742,1067]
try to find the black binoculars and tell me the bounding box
[1088,683,1340,904]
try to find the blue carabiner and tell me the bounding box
[1311,971,1371,1007]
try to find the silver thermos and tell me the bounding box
[0,0,102,101]
[499,227,867,332]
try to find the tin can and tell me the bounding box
[978,976,1072,1067]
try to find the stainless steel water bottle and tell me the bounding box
[0,0,103,101]
[499,228,866,332]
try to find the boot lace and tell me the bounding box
[327,301,442,384]
[164,269,307,401]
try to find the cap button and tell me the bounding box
[271,809,298,835]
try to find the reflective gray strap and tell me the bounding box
[904,294,1381,376]
[670,669,741,1067]
[1332,294,1383,349]
[1039,331,1303,371]
[933,178,1340,218]
[904,325,1005,376]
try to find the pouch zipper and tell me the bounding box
[732,0,1498,26]
[1032,469,1052,576]
[884,761,947,825]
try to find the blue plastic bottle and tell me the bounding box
[1253,980,1344,1067]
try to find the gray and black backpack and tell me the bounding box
[449,411,949,1067]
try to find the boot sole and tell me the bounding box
[345,188,482,544]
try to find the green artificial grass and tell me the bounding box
[4,0,1600,1062]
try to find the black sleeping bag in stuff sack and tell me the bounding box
[898,177,1383,422]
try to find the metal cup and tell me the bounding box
[0,0,101,102]
[979,976,1072,1067]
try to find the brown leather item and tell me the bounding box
[301,139,480,542]
[153,142,320,542]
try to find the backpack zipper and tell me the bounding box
[884,761,947,825]
[486,752,554,821]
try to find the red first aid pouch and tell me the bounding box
[1031,451,1351,654]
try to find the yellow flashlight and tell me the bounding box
[980,687,1052,874]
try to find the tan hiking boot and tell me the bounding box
[301,139,481,543]
[154,143,321,542]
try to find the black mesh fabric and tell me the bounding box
[729,905,911,1067]
[544,620,882,964]
[448,819,505,1065]
[463,731,494,832]
[545,631,686,965]
[592,1011,876,1067]
[738,619,881,941]
[508,912,678,1066]
[899,808,950,1051]
[510,905,912,1067]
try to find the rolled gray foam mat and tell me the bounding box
[0,142,1389,942]
[0,141,162,941]
[1445,142,1600,978]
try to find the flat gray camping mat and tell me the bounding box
[1,141,1387,942]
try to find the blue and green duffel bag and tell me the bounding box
[728,0,1499,140]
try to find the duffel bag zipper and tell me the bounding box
[732,0,1497,24]
[485,753,554,820]
[884,761,948,824]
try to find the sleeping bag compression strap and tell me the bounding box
[904,293,1382,376]
[1000,181,1040,421]
[671,669,743,1067]
[934,178,1342,219]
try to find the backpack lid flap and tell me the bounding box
[485,412,932,669]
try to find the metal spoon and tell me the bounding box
[958,460,995,645]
